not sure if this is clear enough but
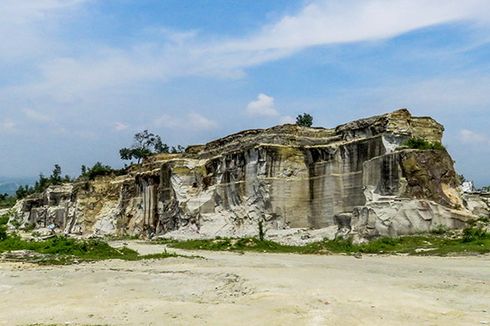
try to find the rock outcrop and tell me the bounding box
[463,191,490,218]
[9,109,478,243]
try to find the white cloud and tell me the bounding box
[226,0,490,53]
[0,0,88,61]
[113,122,129,131]
[246,93,279,117]
[23,108,52,123]
[246,95,298,125]
[0,119,16,132]
[154,112,217,131]
[460,129,490,145]
[352,75,490,115]
[279,115,296,124]
[187,112,217,130]
[6,0,490,102]
[154,114,181,129]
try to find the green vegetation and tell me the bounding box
[119,129,170,164]
[0,193,16,208]
[164,226,490,256]
[0,235,179,265]
[402,137,445,150]
[15,164,71,200]
[80,162,126,181]
[0,212,9,240]
[170,145,186,154]
[430,224,450,235]
[296,113,313,127]
[0,211,180,265]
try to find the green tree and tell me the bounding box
[81,165,87,176]
[170,145,185,154]
[34,173,49,193]
[0,193,16,208]
[119,130,169,164]
[78,162,121,180]
[14,164,70,199]
[15,185,31,199]
[51,164,62,185]
[296,113,313,127]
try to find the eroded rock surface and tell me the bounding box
[463,192,490,218]
[9,109,478,242]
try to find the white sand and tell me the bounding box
[0,241,488,325]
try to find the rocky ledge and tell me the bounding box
[8,109,485,243]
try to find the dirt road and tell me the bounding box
[0,242,489,325]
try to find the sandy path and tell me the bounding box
[0,241,489,325]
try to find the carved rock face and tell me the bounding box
[9,109,477,242]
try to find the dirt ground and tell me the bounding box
[0,241,489,326]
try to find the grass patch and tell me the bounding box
[0,235,180,265]
[169,238,308,254]
[165,227,490,256]
[0,211,182,264]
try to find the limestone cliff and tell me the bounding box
[9,109,478,242]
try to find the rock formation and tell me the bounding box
[9,109,480,243]
[462,191,490,219]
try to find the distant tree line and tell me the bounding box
[4,129,184,205]
[14,164,71,199]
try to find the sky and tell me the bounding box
[0,0,490,186]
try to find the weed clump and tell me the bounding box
[462,226,488,243]
[431,224,450,235]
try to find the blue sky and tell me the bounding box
[1,0,490,186]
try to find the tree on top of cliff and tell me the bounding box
[296,113,313,127]
[119,130,169,164]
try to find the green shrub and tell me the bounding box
[0,212,10,226]
[80,162,125,180]
[403,137,445,150]
[0,194,16,208]
[0,226,7,241]
[462,226,488,243]
[431,224,449,235]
